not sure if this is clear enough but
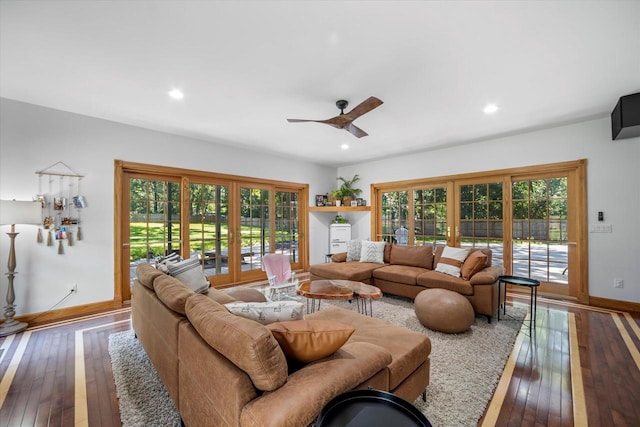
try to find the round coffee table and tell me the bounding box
[297,280,382,316]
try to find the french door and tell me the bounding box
[371,160,587,302]
[455,178,505,268]
[115,160,308,302]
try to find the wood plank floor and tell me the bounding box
[0,293,639,427]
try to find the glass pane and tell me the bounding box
[413,186,446,246]
[511,178,568,285]
[274,190,300,263]
[474,203,487,220]
[460,202,473,220]
[459,181,502,254]
[512,181,528,199]
[474,184,487,200]
[129,177,181,284]
[240,186,270,271]
[460,185,473,202]
[380,190,409,243]
[190,182,230,276]
[489,182,503,200]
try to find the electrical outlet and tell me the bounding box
[71,284,78,294]
[614,278,624,288]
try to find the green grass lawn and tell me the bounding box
[129,222,294,261]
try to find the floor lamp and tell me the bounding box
[0,200,41,337]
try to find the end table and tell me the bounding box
[498,275,540,336]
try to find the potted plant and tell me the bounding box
[337,174,362,206]
[331,214,348,224]
[327,189,341,206]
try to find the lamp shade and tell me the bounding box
[0,200,41,225]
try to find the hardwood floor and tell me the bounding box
[0,293,638,427]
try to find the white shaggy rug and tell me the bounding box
[109,296,524,427]
[322,296,526,427]
[108,331,181,427]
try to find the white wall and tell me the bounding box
[0,98,336,315]
[2,99,638,314]
[338,117,640,303]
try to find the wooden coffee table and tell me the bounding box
[297,280,382,316]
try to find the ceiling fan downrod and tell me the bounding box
[336,100,348,115]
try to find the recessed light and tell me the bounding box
[169,89,184,100]
[483,104,499,114]
[341,144,349,150]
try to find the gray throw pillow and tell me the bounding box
[346,240,362,261]
[167,256,210,293]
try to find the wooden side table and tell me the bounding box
[297,280,382,316]
[498,275,540,336]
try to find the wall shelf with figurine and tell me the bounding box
[34,161,86,255]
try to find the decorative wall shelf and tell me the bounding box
[34,161,86,255]
[309,206,371,212]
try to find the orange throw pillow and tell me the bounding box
[461,251,488,280]
[267,320,355,363]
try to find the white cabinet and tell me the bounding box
[329,224,351,254]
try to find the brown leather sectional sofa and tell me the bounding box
[310,244,503,321]
[132,263,431,427]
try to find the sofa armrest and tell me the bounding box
[331,252,347,263]
[470,265,504,285]
[240,341,392,427]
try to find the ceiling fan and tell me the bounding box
[287,96,383,138]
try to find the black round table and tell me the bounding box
[498,275,540,336]
[316,389,432,427]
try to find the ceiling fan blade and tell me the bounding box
[343,96,383,120]
[287,118,322,123]
[346,123,368,138]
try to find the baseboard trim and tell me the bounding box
[10,300,126,327]
[589,296,640,313]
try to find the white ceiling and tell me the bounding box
[1,1,639,167]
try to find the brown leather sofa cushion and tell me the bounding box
[416,270,474,295]
[390,244,433,269]
[308,307,430,391]
[470,265,503,285]
[331,252,347,262]
[136,263,165,289]
[203,286,267,305]
[309,261,384,282]
[267,320,355,363]
[153,274,195,315]
[185,294,288,391]
[205,288,238,304]
[461,250,488,280]
[372,265,427,285]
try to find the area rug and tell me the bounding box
[108,331,182,427]
[109,296,525,427]
[322,296,526,427]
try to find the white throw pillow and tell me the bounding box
[435,246,470,277]
[359,241,386,264]
[224,301,304,325]
[346,240,362,261]
[167,256,210,293]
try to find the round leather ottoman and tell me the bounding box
[414,289,475,333]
